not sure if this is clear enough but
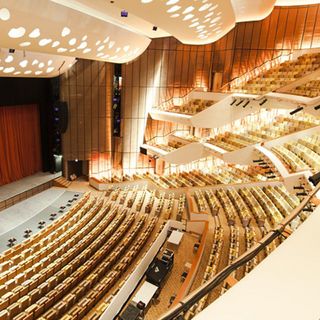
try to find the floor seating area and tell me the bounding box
[271,133,320,173]
[232,52,320,95]
[155,99,215,115]
[207,114,319,152]
[0,186,170,320]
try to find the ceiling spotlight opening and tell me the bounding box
[152,26,158,31]
[121,10,128,17]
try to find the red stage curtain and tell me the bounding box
[0,104,42,186]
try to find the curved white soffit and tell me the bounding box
[0,0,151,64]
[0,48,76,78]
[276,0,320,5]
[230,0,276,23]
[113,0,236,45]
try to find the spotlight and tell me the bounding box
[259,98,268,106]
[235,99,244,106]
[9,48,15,53]
[314,105,320,110]
[289,106,304,115]
[309,172,320,186]
[121,10,128,17]
[242,100,250,108]
[153,26,158,31]
[230,99,237,106]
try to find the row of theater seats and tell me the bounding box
[272,133,320,173]
[0,187,166,320]
[207,114,319,152]
[244,227,258,274]
[193,185,300,228]
[233,52,320,95]
[183,226,224,320]
[155,99,215,115]
[143,165,276,190]
[290,78,320,98]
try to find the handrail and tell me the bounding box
[152,88,205,111]
[220,50,293,92]
[159,183,320,320]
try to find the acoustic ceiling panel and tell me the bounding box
[0,0,151,64]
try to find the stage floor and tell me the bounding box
[0,171,61,203]
[0,188,82,253]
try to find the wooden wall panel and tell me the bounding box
[60,60,113,177]
[212,4,320,86]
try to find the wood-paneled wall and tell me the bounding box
[61,4,320,176]
[119,37,213,172]
[60,59,113,177]
[212,4,320,86]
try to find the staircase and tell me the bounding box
[53,176,71,188]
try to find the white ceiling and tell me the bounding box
[0,0,319,78]
[0,0,151,65]
[0,47,75,78]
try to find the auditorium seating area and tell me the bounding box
[207,114,319,152]
[154,99,215,115]
[0,185,182,320]
[290,78,320,98]
[233,52,320,95]
[271,133,320,173]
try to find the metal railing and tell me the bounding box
[159,183,320,320]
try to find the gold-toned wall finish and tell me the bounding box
[212,4,320,87]
[120,37,213,173]
[61,5,320,176]
[60,59,114,177]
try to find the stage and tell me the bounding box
[0,171,61,211]
[0,188,82,253]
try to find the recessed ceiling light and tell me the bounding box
[24,70,32,75]
[0,8,10,21]
[19,60,28,68]
[166,0,179,5]
[46,67,54,73]
[83,48,91,54]
[5,55,13,63]
[199,3,212,12]
[61,27,71,37]
[13,71,21,75]
[183,14,194,21]
[19,42,31,47]
[82,35,88,41]
[103,36,110,43]
[97,45,105,51]
[69,38,77,46]
[183,6,194,14]
[47,59,53,66]
[170,13,180,18]
[32,59,39,65]
[8,27,26,38]
[3,67,15,73]
[52,41,60,48]
[167,5,181,13]
[38,62,45,68]
[141,0,153,3]
[35,71,43,75]
[29,28,40,38]
[39,39,52,46]
[77,42,87,49]
[57,47,67,52]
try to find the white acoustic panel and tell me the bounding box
[0,47,75,77]
[0,0,151,64]
[113,0,236,45]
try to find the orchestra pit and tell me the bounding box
[1,1,320,320]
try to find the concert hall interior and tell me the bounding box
[0,1,320,320]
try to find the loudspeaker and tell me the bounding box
[54,101,68,133]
